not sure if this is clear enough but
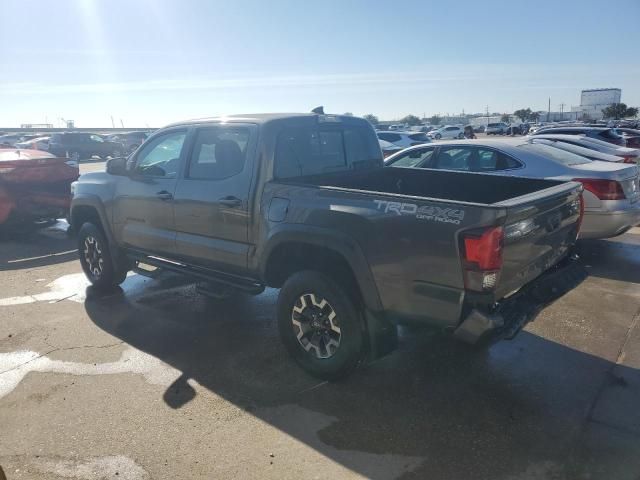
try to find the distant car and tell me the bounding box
[388,124,407,131]
[485,122,509,135]
[385,139,640,239]
[0,149,79,229]
[527,137,624,163]
[0,134,38,147]
[379,139,403,158]
[15,136,50,151]
[531,126,626,146]
[105,131,150,154]
[473,125,485,133]
[530,134,640,164]
[48,132,125,161]
[614,128,640,148]
[376,131,431,147]
[427,125,465,140]
[408,125,433,133]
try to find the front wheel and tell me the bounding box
[78,223,128,290]
[457,132,465,139]
[277,270,364,380]
[434,133,442,140]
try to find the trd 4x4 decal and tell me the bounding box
[374,200,465,225]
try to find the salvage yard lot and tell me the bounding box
[1,216,640,479]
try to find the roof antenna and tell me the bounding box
[311,106,324,114]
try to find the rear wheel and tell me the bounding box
[457,132,465,139]
[434,133,442,140]
[78,223,128,290]
[277,270,363,380]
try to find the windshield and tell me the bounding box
[518,143,591,165]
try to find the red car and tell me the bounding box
[0,149,79,228]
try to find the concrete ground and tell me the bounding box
[1,161,639,480]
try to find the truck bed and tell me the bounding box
[290,166,564,205]
[273,166,582,329]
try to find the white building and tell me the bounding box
[571,88,622,120]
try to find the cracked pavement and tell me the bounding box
[1,217,640,479]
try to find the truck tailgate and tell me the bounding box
[495,183,582,299]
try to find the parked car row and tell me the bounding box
[0,130,153,160]
[385,136,640,240]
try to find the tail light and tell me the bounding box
[573,178,625,200]
[460,226,504,292]
[621,155,637,164]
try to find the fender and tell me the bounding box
[258,223,383,312]
[70,194,116,247]
[258,223,397,359]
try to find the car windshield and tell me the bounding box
[518,143,591,165]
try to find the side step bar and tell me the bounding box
[126,251,265,295]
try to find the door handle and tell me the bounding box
[219,196,242,208]
[156,190,173,201]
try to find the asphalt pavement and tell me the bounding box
[0,159,639,480]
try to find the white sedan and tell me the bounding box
[376,131,431,148]
[427,125,465,140]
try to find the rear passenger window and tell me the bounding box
[187,127,249,180]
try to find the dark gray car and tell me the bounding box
[70,113,584,379]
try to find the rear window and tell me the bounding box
[488,123,500,127]
[518,143,591,165]
[408,133,429,141]
[275,125,381,179]
[378,132,401,142]
[600,129,623,140]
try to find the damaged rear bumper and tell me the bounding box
[454,256,587,344]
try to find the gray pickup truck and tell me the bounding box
[70,113,585,379]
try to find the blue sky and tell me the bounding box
[1,0,639,127]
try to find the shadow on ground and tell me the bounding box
[84,271,640,480]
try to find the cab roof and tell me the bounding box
[164,113,361,128]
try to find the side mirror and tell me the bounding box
[106,157,129,176]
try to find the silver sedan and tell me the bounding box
[385,139,640,239]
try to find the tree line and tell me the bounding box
[355,102,638,126]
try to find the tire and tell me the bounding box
[67,151,81,162]
[457,133,465,139]
[78,222,128,290]
[434,133,442,140]
[277,270,364,380]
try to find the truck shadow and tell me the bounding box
[84,276,640,480]
[576,236,640,284]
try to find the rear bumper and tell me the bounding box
[580,207,640,239]
[454,256,587,344]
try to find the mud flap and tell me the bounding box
[364,309,398,360]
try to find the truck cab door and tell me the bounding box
[112,129,188,257]
[173,124,257,275]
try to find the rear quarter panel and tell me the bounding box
[261,182,505,328]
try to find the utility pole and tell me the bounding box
[120,119,124,128]
[559,103,565,121]
[547,97,551,122]
[110,116,115,128]
[486,105,490,126]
